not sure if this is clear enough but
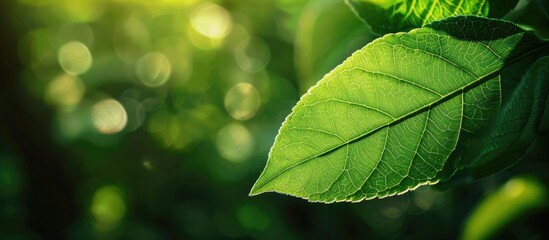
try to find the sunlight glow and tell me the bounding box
[92,99,128,134]
[216,123,254,162]
[191,3,232,39]
[136,52,172,87]
[58,41,92,75]
[224,83,261,120]
[46,74,85,110]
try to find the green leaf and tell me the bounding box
[295,0,375,93]
[345,0,519,34]
[457,55,549,178]
[250,16,549,202]
[462,176,548,240]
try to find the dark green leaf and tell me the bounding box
[345,0,519,34]
[456,56,549,178]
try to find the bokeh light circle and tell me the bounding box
[191,3,233,39]
[216,123,254,162]
[58,41,93,75]
[92,99,128,134]
[136,52,172,87]
[234,37,271,72]
[224,83,261,120]
[46,74,85,110]
[90,185,126,230]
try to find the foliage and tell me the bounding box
[1,0,549,239]
[345,0,518,34]
[251,16,549,202]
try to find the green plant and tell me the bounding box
[251,0,549,203]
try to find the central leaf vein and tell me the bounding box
[253,42,547,191]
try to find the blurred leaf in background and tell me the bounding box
[463,176,548,240]
[295,0,375,93]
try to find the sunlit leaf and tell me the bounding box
[345,0,518,34]
[250,16,549,202]
[462,176,548,240]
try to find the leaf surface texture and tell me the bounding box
[346,0,518,34]
[250,16,549,202]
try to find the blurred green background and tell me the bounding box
[0,0,548,239]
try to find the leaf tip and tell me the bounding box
[248,188,259,197]
[248,182,267,197]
